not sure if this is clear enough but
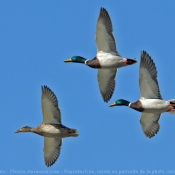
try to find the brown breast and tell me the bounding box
[86,57,101,68]
[130,100,144,112]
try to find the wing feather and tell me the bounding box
[140,113,161,138]
[139,51,162,99]
[98,69,117,102]
[44,137,62,167]
[96,8,119,55]
[42,86,61,124]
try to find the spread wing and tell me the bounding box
[140,113,161,138]
[44,137,62,167]
[139,51,162,99]
[96,7,119,55]
[98,69,117,102]
[42,86,61,124]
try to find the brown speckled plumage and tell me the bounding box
[15,86,78,167]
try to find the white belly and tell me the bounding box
[97,52,126,69]
[140,99,170,113]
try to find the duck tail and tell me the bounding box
[125,58,137,65]
[168,99,175,114]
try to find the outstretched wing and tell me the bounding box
[42,86,61,124]
[96,8,119,55]
[98,69,117,102]
[140,113,161,138]
[44,137,62,167]
[139,51,162,99]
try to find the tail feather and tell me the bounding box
[126,58,137,65]
[168,99,175,114]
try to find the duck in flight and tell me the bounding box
[110,51,175,138]
[15,86,79,166]
[64,7,137,102]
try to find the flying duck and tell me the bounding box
[64,7,137,102]
[15,86,79,166]
[110,51,175,138]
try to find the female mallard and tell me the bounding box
[64,8,137,102]
[15,86,79,167]
[109,51,175,138]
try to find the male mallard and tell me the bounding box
[109,51,175,138]
[15,86,79,167]
[64,8,137,102]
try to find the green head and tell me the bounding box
[64,56,87,64]
[109,99,130,107]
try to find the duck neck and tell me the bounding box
[23,127,33,132]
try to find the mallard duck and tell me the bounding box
[64,7,137,102]
[109,51,175,138]
[15,86,79,167]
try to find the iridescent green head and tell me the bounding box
[109,99,130,107]
[64,56,87,64]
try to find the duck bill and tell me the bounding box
[109,102,116,107]
[15,129,21,133]
[64,58,72,62]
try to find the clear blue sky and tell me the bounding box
[1,0,175,174]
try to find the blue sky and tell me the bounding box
[1,0,175,174]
